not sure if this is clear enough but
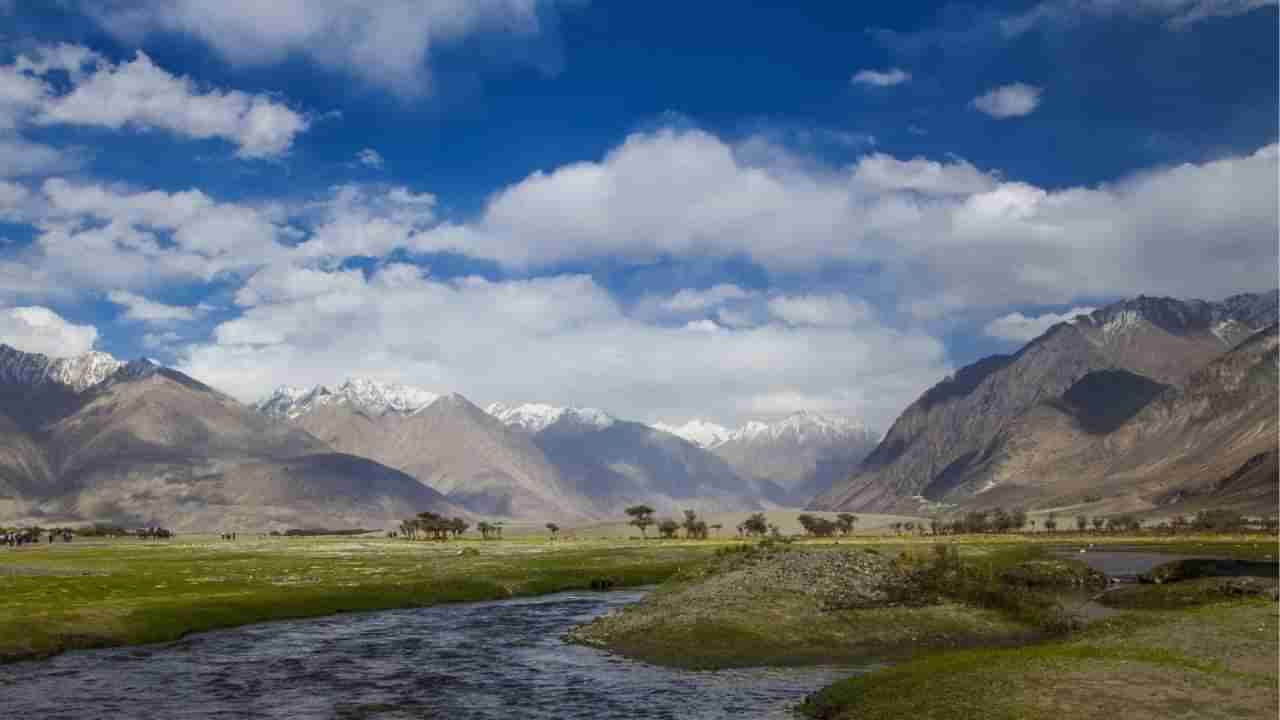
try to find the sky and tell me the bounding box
[0,0,1275,431]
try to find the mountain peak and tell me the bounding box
[656,412,875,448]
[652,419,731,448]
[257,377,439,419]
[0,344,124,393]
[487,401,616,433]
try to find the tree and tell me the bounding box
[1091,516,1106,532]
[836,513,858,536]
[1192,509,1245,533]
[738,512,768,537]
[1044,513,1058,534]
[478,521,493,540]
[546,523,560,540]
[797,513,818,536]
[1076,515,1089,532]
[710,523,723,537]
[682,510,705,539]
[625,505,656,539]
[1011,509,1028,533]
[658,518,680,539]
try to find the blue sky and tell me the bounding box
[0,0,1275,430]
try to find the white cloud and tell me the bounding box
[414,128,867,270]
[983,306,1097,342]
[356,148,384,168]
[87,0,559,96]
[1002,0,1277,34]
[107,290,204,324]
[851,152,997,195]
[179,264,950,430]
[0,138,76,178]
[141,330,183,350]
[851,68,912,87]
[3,45,308,158]
[294,184,437,261]
[410,128,1277,316]
[0,306,98,356]
[768,295,874,328]
[660,284,754,312]
[0,178,289,300]
[972,83,1042,118]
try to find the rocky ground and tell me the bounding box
[568,543,1038,668]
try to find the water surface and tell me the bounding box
[0,589,865,719]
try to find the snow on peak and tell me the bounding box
[728,411,871,444]
[257,378,439,419]
[655,411,875,448]
[652,419,731,448]
[0,345,124,392]
[486,402,616,433]
[1101,308,1144,336]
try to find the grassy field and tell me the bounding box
[800,597,1278,720]
[3,528,1276,720]
[0,534,717,663]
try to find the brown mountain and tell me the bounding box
[812,292,1278,515]
[0,351,458,532]
[263,389,588,520]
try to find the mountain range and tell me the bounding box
[0,289,1273,531]
[0,353,460,532]
[812,291,1279,517]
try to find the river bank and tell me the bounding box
[0,535,716,664]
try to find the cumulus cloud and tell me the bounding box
[0,306,98,356]
[107,290,205,324]
[410,128,1277,315]
[178,264,950,429]
[851,152,997,195]
[851,68,911,87]
[983,306,1097,342]
[972,83,1042,118]
[86,0,561,96]
[768,295,874,328]
[659,284,754,312]
[2,45,308,158]
[294,184,437,261]
[356,148,384,168]
[0,178,289,299]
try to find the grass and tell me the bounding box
[569,542,1074,669]
[799,598,1278,720]
[0,534,718,663]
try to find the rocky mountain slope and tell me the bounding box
[491,403,767,516]
[0,348,458,531]
[261,386,586,520]
[813,292,1278,515]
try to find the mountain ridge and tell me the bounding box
[812,291,1278,515]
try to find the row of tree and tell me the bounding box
[796,513,860,537]
[624,506,723,540]
[398,512,470,541]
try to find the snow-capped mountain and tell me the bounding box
[257,378,440,419]
[652,419,731,448]
[654,411,875,450]
[486,402,616,433]
[0,345,124,392]
[723,411,875,445]
[676,411,881,506]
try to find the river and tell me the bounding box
[0,589,866,719]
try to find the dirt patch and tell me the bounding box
[1026,666,1278,720]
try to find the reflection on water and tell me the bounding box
[0,589,866,719]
